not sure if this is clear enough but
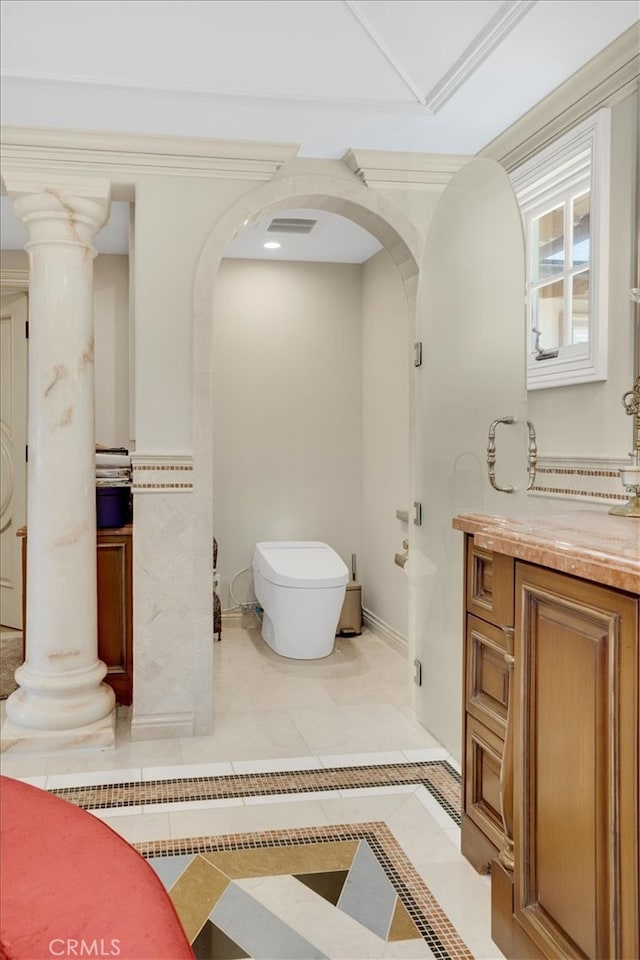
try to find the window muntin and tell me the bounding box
[512,110,609,389]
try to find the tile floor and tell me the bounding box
[0,623,505,959]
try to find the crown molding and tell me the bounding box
[342,149,468,188]
[0,126,300,188]
[479,23,640,172]
[0,267,29,291]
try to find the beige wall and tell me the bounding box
[94,254,130,448]
[526,91,638,458]
[212,258,363,609]
[361,248,411,637]
[133,176,254,453]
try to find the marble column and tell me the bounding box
[1,173,116,753]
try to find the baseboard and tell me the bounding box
[130,711,194,741]
[222,609,243,625]
[223,604,407,652]
[222,609,261,629]
[362,608,408,656]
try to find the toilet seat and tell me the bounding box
[254,541,348,589]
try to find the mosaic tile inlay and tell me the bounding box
[50,760,462,824]
[138,823,474,960]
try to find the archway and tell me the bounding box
[191,171,420,732]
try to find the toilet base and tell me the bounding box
[261,611,337,660]
[257,580,346,660]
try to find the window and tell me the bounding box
[511,110,610,389]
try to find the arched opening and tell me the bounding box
[191,174,420,735]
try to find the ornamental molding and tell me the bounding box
[480,24,640,172]
[131,453,194,493]
[342,149,468,188]
[0,267,29,291]
[0,126,300,186]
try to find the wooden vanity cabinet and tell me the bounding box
[95,526,134,707]
[19,525,133,706]
[510,562,639,960]
[461,531,640,959]
[461,534,514,873]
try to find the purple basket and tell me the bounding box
[96,486,131,528]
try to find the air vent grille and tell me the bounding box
[267,218,317,235]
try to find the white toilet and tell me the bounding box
[252,541,349,659]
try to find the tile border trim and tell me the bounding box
[137,821,474,960]
[131,454,194,493]
[529,455,628,503]
[48,759,462,824]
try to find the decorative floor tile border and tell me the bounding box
[50,760,461,824]
[136,821,474,960]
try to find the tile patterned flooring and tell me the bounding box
[0,624,505,959]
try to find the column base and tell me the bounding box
[0,709,116,755]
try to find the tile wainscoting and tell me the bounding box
[529,456,629,505]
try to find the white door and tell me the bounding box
[0,292,28,629]
[410,158,531,758]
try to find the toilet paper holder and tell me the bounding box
[394,539,409,569]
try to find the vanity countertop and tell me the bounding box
[452,509,640,594]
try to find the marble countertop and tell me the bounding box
[452,509,640,594]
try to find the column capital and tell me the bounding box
[2,170,111,252]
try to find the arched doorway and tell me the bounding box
[191,173,421,733]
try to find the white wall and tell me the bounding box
[212,258,363,609]
[361,249,411,638]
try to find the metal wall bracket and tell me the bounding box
[413,658,422,686]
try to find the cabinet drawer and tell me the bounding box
[465,614,509,738]
[464,715,505,854]
[466,536,514,628]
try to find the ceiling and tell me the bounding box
[1,0,638,261]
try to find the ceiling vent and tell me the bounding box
[267,217,318,235]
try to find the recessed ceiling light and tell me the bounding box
[263,241,281,249]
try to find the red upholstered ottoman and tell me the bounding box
[0,776,194,960]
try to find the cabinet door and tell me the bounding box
[514,562,639,960]
[97,532,133,706]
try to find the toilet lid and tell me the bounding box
[254,541,349,589]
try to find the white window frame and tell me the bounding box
[511,109,610,390]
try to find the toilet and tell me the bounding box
[252,541,349,659]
